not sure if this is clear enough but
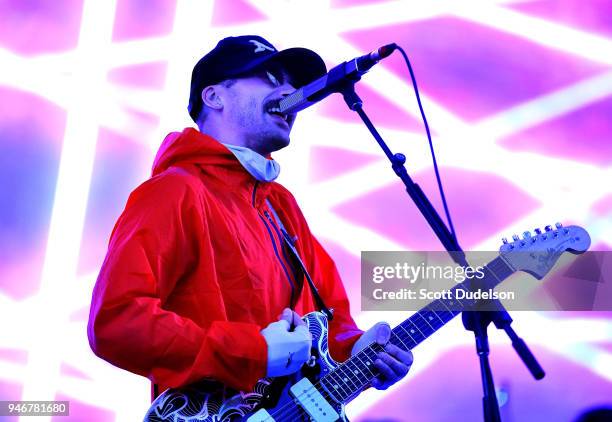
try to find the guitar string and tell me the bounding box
[265,313,445,421]
[265,308,452,421]
[266,308,459,421]
[256,260,509,421]
[264,342,379,420]
[265,311,483,417]
[265,293,476,420]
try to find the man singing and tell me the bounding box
[88,35,412,418]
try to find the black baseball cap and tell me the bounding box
[188,35,326,122]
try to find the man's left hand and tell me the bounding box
[351,322,413,390]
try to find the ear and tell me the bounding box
[201,86,223,110]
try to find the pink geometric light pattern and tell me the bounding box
[0,0,611,421]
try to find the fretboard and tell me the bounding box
[319,256,514,403]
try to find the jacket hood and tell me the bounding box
[152,128,241,177]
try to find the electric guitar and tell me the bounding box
[144,224,590,421]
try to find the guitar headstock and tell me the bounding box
[499,223,590,279]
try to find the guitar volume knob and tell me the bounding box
[534,228,542,235]
[512,234,520,241]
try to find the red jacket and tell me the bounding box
[87,128,363,395]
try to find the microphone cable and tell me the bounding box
[393,44,459,246]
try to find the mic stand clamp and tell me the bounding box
[337,81,544,422]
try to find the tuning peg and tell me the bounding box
[502,237,508,244]
[534,228,542,235]
[512,234,520,241]
[523,231,531,239]
[545,225,552,232]
[555,222,562,229]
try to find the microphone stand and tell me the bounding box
[337,80,545,422]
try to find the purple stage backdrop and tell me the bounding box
[1,0,611,421]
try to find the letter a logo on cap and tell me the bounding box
[250,39,275,53]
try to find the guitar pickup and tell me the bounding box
[289,377,340,421]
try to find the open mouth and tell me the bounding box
[265,101,294,126]
[266,105,289,122]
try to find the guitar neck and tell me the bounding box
[319,256,515,403]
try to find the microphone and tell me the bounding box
[278,43,397,114]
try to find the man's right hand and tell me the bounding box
[261,308,311,377]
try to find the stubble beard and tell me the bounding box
[237,101,291,155]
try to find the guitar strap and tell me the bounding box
[265,199,333,321]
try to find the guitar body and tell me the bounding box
[145,312,348,422]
